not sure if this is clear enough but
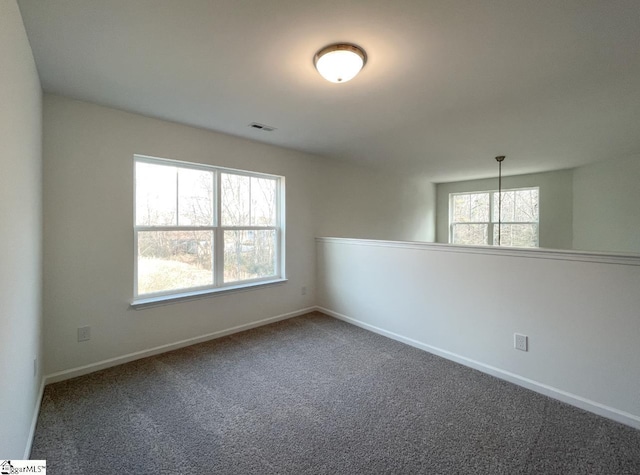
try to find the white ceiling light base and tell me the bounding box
[314,43,367,83]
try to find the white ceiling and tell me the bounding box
[18,0,640,182]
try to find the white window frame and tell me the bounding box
[449,187,539,247]
[132,154,285,307]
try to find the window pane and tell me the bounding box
[471,193,489,222]
[136,162,177,226]
[178,168,214,226]
[514,189,539,222]
[224,230,276,283]
[452,224,488,245]
[137,230,213,295]
[250,177,276,226]
[221,173,250,226]
[493,224,538,248]
[493,190,515,222]
[493,189,539,222]
[452,193,489,223]
[452,194,471,222]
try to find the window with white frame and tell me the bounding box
[449,187,539,247]
[134,155,284,300]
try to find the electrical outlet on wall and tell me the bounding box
[514,333,528,352]
[301,286,307,295]
[78,326,91,342]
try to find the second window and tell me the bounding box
[449,187,539,247]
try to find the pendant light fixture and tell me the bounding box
[495,155,505,246]
[314,43,367,83]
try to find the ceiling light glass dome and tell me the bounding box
[314,44,367,83]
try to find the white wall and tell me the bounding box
[573,154,640,254]
[42,95,435,377]
[436,169,574,250]
[0,0,43,459]
[317,163,435,242]
[42,95,319,375]
[317,238,640,428]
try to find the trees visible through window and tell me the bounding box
[450,188,539,247]
[134,155,283,299]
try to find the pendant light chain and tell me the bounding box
[496,156,505,246]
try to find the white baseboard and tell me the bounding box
[317,306,640,430]
[44,307,315,385]
[24,377,45,459]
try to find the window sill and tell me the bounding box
[130,278,288,310]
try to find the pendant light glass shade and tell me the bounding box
[314,44,366,83]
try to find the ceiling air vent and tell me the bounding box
[249,122,277,132]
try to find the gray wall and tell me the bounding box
[436,169,574,250]
[0,0,43,458]
[573,154,640,254]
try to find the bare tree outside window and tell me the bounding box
[450,188,539,248]
[221,173,277,282]
[134,157,283,298]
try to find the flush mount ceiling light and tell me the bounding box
[314,43,367,83]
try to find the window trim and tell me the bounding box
[130,278,288,309]
[132,154,285,306]
[448,187,539,247]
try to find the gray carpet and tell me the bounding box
[32,312,640,474]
